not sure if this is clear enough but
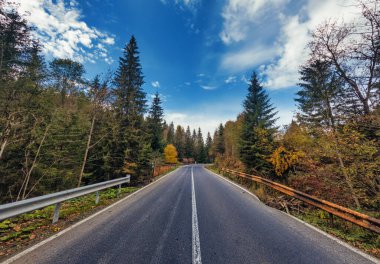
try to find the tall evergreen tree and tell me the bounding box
[205,132,213,162]
[112,36,149,182]
[296,60,349,127]
[147,92,164,152]
[184,126,193,158]
[215,123,225,155]
[192,129,197,160]
[239,72,277,175]
[196,128,206,163]
[49,58,85,106]
[166,122,175,144]
[174,125,185,160]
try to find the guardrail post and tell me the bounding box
[95,191,100,204]
[118,184,121,197]
[52,202,61,224]
[329,213,334,227]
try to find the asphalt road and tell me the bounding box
[6,165,378,264]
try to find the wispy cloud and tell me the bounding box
[219,0,360,89]
[151,81,160,88]
[224,76,237,84]
[221,45,279,72]
[220,0,287,45]
[200,85,216,90]
[14,0,115,64]
[160,0,201,13]
[263,0,359,89]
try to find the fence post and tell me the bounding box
[52,202,61,224]
[95,191,100,204]
[329,213,334,227]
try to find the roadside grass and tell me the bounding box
[0,167,179,261]
[0,186,138,260]
[205,165,380,258]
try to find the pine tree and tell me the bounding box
[196,128,206,163]
[239,72,277,175]
[296,60,363,208]
[192,129,197,161]
[215,123,225,155]
[166,122,175,144]
[184,126,193,158]
[49,58,85,106]
[205,132,213,162]
[147,92,164,152]
[296,60,348,127]
[174,125,185,160]
[112,36,148,182]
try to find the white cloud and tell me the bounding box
[219,0,360,89]
[165,111,233,137]
[151,81,160,88]
[220,0,288,44]
[225,76,237,83]
[160,0,201,13]
[200,85,216,90]
[263,0,359,89]
[221,45,279,72]
[13,0,115,63]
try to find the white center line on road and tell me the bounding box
[191,166,202,264]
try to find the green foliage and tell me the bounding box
[111,35,150,183]
[147,92,164,152]
[239,72,277,175]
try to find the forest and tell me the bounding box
[211,1,380,212]
[0,0,379,215]
[0,1,212,203]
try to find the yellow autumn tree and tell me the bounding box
[269,146,304,177]
[164,144,178,164]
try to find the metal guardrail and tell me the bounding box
[221,168,380,234]
[0,176,130,223]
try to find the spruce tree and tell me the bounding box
[147,92,164,152]
[166,122,175,144]
[205,132,213,162]
[215,123,225,155]
[196,128,206,163]
[192,129,198,161]
[239,72,277,175]
[296,60,342,127]
[112,36,148,182]
[184,126,193,158]
[174,125,185,160]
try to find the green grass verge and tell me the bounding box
[0,186,138,258]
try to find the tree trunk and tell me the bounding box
[334,144,361,209]
[78,114,96,187]
[0,117,13,160]
[324,91,361,209]
[20,124,50,200]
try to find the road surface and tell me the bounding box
[6,165,378,264]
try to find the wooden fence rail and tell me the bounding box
[221,168,380,234]
[153,164,177,177]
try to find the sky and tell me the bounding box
[15,0,360,135]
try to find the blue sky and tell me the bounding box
[16,0,359,135]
